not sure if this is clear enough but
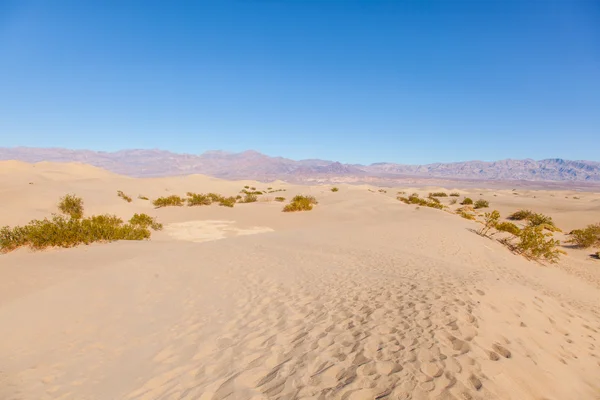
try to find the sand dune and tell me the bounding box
[1,162,600,399]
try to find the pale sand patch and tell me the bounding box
[164,220,274,243]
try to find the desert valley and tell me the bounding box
[0,160,599,400]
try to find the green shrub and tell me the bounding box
[129,213,163,230]
[283,195,318,212]
[138,195,149,200]
[153,195,185,208]
[496,222,521,236]
[477,210,500,237]
[507,210,533,221]
[430,192,448,197]
[186,192,211,206]
[474,199,489,209]
[240,193,258,203]
[218,197,237,208]
[0,197,164,254]
[567,224,600,248]
[58,194,84,219]
[427,196,441,204]
[275,197,286,202]
[459,211,476,220]
[461,197,473,205]
[117,190,133,203]
[331,187,339,192]
[449,192,460,197]
[527,213,561,232]
[512,226,564,262]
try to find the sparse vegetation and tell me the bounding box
[153,195,185,208]
[138,195,149,200]
[331,187,339,192]
[430,192,448,197]
[526,213,561,232]
[507,210,533,221]
[398,194,443,210]
[58,194,84,219]
[510,226,564,262]
[218,196,237,207]
[274,197,286,202]
[1,198,162,254]
[567,224,600,248]
[240,193,258,203]
[449,192,460,197]
[467,209,563,263]
[449,198,458,205]
[129,213,163,230]
[378,189,387,193]
[117,190,133,203]
[461,197,473,205]
[283,195,318,212]
[477,210,500,237]
[495,222,521,236]
[474,199,489,209]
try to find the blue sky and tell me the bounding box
[1,0,598,164]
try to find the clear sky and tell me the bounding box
[1,0,598,164]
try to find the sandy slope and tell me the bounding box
[1,162,600,400]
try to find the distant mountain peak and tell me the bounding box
[0,147,598,183]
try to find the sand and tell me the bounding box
[1,161,599,400]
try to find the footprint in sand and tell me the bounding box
[164,220,274,243]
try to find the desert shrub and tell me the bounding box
[512,226,564,262]
[244,185,250,189]
[138,195,149,200]
[477,210,500,237]
[331,187,339,192]
[207,193,225,202]
[474,199,489,209]
[379,189,387,193]
[267,187,272,190]
[449,192,460,197]
[129,213,163,230]
[275,197,286,202]
[507,210,533,221]
[250,187,256,190]
[595,251,600,259]
[283,195,318,212]
[430,192,448,197]
[426,200,444,210]
[496,222,521,236]
[153,195,184,208]
[449,198,457,205]
[58,194,84,219]
[218,197,236,208]
[461,197,473,205]
[240,193,258,203]
[399,195,443,210]
[186,193,211,206]
[0,214,156,253]
[527,213,561,232]
[459,211,476,220]
[567,224,600,248]
[117,190,133,203]
[0,198,163,254]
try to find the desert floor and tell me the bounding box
[1,161,600,400]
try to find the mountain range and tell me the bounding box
[1,147,599,184]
